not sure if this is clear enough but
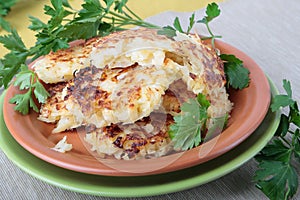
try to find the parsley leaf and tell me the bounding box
[33,81,50,103]
[169,93,211,150]
[291,103,300,127]
[28,0,73,59]
[187,13,195,34]
[58,0,103,40]
[220,54,250,90]
[160,3,218,37]
[158,3,222,41]
[256,139,292,163]
[0,0,17,31]
[0,29,27,52]
[114,0,128,13]
[173,17,184,33]
[198,2,220,24]
[254,79,300,200]
[78,0,102,19]
[9,91,35,114]
[0,29,29,88]
[271,95,295,112]
[0,17,12,32]
[254,160,298,200]
[158,18,182,38]
[170,14,196,35]
[197,2,222,48]
[283,79,292,97]
[28,16,47,31]
[271,80,295,112]
[0,1,17,16]
[13,67,32,90]
[157,26,177,38]
[9,64,50,115]
[275,114,290,137]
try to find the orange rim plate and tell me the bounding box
[3,40,270,176]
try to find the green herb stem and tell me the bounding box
[124,5,142,21]
[254,79,300,200]
[200,35,222,40]
[107,10,159,29]
[205,22,214,38]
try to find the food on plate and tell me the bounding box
[35,28,232,159]
[51,136,73,153]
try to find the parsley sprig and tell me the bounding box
[1,1,297,199]
[220,54,250,90]
[169,94,210,150]
[0,29,30,88]
[9,64,50,114]
[0,1,250,165]
[0,1,249,114]
[169,93,228,150]
[166,3,249,151]
[28,0,160,60]
[254,80,300,200]
[197,2,222,48]
[158,3,250,90]
[158,2,222,48]
[0,0,161,114]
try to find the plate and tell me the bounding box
[0,80,280,197]
[2,40,271,176]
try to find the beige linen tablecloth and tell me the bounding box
[1,0,300,199]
